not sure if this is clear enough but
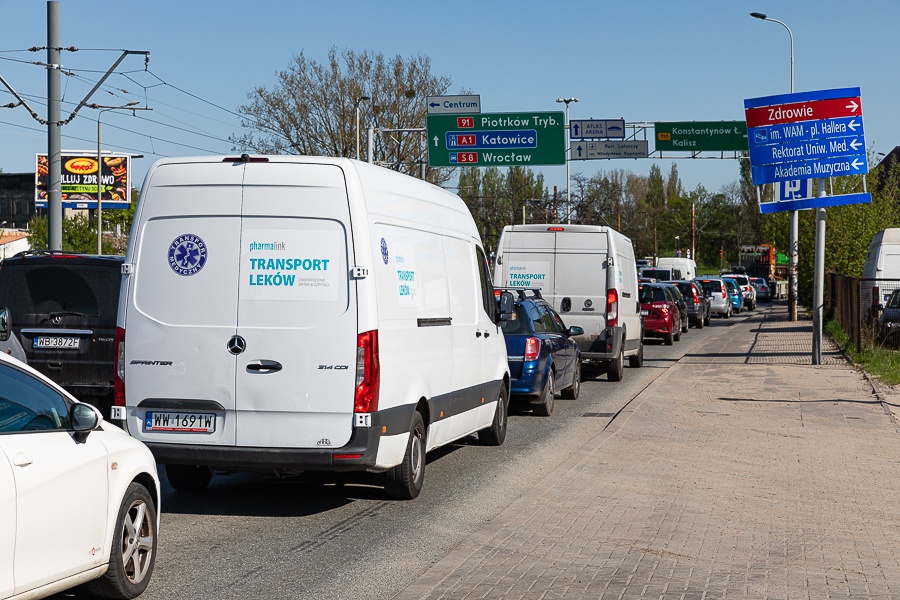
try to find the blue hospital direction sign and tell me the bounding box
[745,87,871,213]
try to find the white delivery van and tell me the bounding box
[493,224,643,381]
[113,155,511,500]
[655,257,696,281]
[863,228,900,304]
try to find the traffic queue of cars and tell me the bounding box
[0,157,785,599]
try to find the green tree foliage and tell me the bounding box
[458,166,547,253]
[761,154,900,305]
[27,188,138,254]
[231,47,452,183]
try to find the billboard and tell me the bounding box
[35,152,131,209]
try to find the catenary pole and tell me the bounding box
[47,1,62,250]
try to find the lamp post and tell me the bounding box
[94,102,136,254]
[750,11,798,322]
[556,97,578,224]
[355,95,371,160]
[675,235,680,257]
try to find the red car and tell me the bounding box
[639,283,682,345]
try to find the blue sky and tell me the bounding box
[1,0,897,197]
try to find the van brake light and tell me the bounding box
[114,327,125,407]
[607,288,619,327]
[355,330,380,413]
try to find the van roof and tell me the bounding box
[870,228,900,246]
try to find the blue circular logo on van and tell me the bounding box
[168,234,208,276]
[380,238,389,264]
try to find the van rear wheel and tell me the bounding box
[607,345,625,382]
[628,340,644,368]
[165,464,212,492]
[385,411,426,500]
[479,386,508,446]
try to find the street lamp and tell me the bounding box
[675,235,680,257]
[94,102,137,254]
[750,11,797,322]
[556,97,578,224]
[355,95,371,160]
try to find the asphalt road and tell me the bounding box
[57,306,763,600]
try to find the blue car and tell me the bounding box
[498,289,583,417]
[723,277,744,314]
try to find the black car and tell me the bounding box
[878,288,900,348]
[0,251,124,418]
[673,280,711,329]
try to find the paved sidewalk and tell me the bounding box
[394,304,900,599]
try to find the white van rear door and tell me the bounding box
[127,162,243,446]
[553,231,610,332]
[496,229,556,293]
[236,163,356,449]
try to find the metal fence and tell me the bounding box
[826,272,900,351]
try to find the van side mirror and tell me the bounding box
[496,291,515,323]
[0,307,9,342]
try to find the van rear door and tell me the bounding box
[496,229,556,295]
[553,230,609,335]
[126,162,243,446]
[236,163,356,449]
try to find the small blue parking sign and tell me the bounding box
[777,179,810,201]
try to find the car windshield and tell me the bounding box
[640,286,666,303]
[887,292,900,309]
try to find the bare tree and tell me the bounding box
[231,47,452,182]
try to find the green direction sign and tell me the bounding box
[654,121,748,152]
[426,112,565,167]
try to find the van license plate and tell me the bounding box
[33,336,80,349]
[145,411,216,433]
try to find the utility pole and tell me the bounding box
[47,1,61,250]
[0,1,150,250]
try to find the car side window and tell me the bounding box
[536,304,559,334]
[0,363,70,433]
[549,309,568,334]
[528,304,546,333]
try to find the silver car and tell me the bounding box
[695,277,732,318]
[723,274,756,310]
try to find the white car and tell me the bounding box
[0,351,160,600]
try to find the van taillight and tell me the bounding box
[354,330,380,413]
[607,289,619,327]
[114,327,125,407]
[524,337,540,361]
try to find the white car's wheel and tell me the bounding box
[88,483,157,599]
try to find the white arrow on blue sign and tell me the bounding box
[751,153,867,185]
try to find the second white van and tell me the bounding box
[113,155,511,500]
[493,224,643,381]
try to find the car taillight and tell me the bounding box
[355,330,380,413]
[114,326,125,407]
[524,337,541,361]
[692,288,700,302]
[607,288,619,327]
[720,284,727,296]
